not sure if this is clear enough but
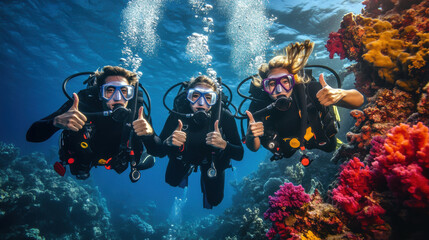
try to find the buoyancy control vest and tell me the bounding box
[55,71,154,182]
[242,68,341,164]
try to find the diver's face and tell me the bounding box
[189,84,215,113]
[267,68,293,100]
[104,76,130,110]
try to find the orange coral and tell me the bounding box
[327,0,429,93]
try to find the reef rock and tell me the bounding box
[0,142,113,240]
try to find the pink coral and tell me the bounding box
[264,182,310,222]
[264,182,310,239]
[332,157,375,215]
[371,122,429,208]
[332,157,389,234]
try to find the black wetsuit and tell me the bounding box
[151,102,243,208]
[26,87,155,177]
[248,81,336,158]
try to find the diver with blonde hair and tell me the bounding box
[244,40,364,164]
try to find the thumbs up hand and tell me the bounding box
[206,120,227,150]
[53,93,87,131]
[316,73,345,106]
[133,106,154,136]
[165,120,187,147]
[245,110,264,138]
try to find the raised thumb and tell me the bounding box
[246,110,255,123]
[176,119,183,131]
[71,93,79,110]
[214,120,220,132]
[319,73,328,88]
[138,106,144,119]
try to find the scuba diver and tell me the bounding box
[26,66,156,182]
[153,75,243,209]
[243,40,364,164]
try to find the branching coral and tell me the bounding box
[345,88,415,152]
[350,110,366,127]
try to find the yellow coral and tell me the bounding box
[301,230,321,240]
[362,28,405,84]
[363,30,403,64]
[396,79,419,92]
[372,20,393,33]
[400,32,429,78]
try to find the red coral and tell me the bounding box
[326,31,346,59]
[346,125,373,149]
[332,157,388,234]
[332,157,375,215]
[350,110,366,127]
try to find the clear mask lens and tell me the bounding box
[101,83,134,101]
[186,89,218,106]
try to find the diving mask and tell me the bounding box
[100,81,135,101]
[262,73,295,95]
[186,88,218,106]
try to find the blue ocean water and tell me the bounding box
[0,0,363,231]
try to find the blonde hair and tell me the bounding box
[253,40,314,87]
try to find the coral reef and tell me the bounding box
[330,122,429,239]
[210,142,343,239]
[265,183,364,240]
[331,157,390,238]
[369,122,429,208]
[233,207,267,240]
[326,0,429,94]
[285,163,305,185]
[120,214,155,238]
[326,2,429,236]
[0,142,19,168]
[0,143,113,239]
[0,142,165,240]
[264,182,311,239]
[337,85,417,163]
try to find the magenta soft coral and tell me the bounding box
[370,122,429,208]
[264,182,310,239]
[264,182,310,221]
[332,157,387,232]
[332,157,375,215]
